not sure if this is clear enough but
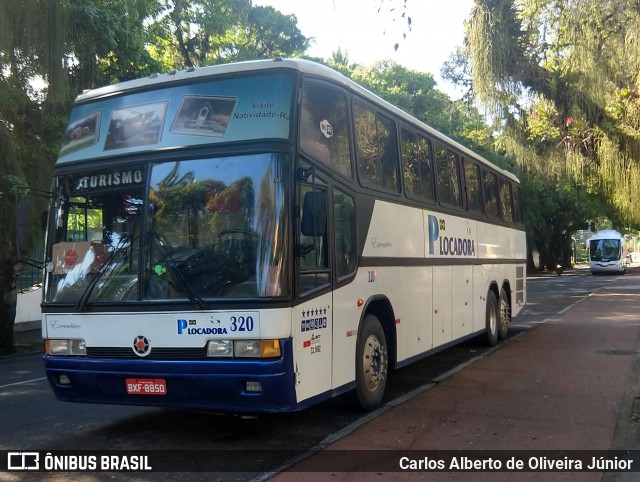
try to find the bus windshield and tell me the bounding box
[45,153,289,304]
[589,239,621,262]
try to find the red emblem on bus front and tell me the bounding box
[132,336,151,357]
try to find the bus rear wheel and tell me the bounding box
[498,288,510,340]
[485,290,499,346]
[355,314,388,411]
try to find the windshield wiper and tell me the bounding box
[149,230,206,310]
[75,235,131,312]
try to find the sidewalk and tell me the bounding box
[11,321,43,355]
[272,274,640,481]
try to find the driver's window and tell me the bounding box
[297,166,330,295]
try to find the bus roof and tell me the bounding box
[75,58,519,183]
[588,230,624,241]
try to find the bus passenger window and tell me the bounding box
[464,161,482,213]
[435,146,461,207]
[354,104,399,192]
[300,83,352,177]
[333,189,357,279]
[499,179,514,223]
[483,170,500,219]
[401,129,435,201]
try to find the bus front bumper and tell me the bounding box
[43,340,297,413]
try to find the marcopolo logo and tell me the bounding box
[427,214,476,257]
[177,319,228,335]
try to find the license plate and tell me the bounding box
[126,378,167,395]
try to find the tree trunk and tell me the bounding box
[0,255,17,354]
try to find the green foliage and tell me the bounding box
[147,1,309,68]
[8,0,618,282]
[0,123,21,350]
[460,0,640,266]
[324,59,494,154]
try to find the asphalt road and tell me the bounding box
[0,268,626,480]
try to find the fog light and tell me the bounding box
[245,381,262,392]
[58,374,71,385]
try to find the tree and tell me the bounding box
[147,1,309,69]
[448,0,640,266]
[0,125,24,353]
[332,60,494,154]
[0,0,162,351]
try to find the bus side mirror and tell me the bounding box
[301,191,327,237]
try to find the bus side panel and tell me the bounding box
[477,222,509,260]
[472,264,489,333]
[511,228,527,315]
[292,293,333,404]
[361,200,424,258]
[331,270,372,390]
[511,227,527,261]
[376,266,433,362]
[432,266,453,348]
[452,265,474,340]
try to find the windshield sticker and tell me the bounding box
[320,119,333,139]
[171,95,236,137]
[233,99,290,121]
[57,73,294,163]
[105,101,167,151]
[59,111,101,156]
[71,168,145,195]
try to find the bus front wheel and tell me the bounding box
[485,290,499,346]
[355,314,388,411]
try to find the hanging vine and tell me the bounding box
[467,0,640,226]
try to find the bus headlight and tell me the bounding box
[206,339,281,358]
[234,340,261,357]
[46,339,87,356]
[206,340,233,357]
[235,339,281,358]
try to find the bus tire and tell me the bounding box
[485,290,499,346]
[498,287,510,340]
[355,314,388,411]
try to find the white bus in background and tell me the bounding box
[41,58,527,413]
[588,230,626,275]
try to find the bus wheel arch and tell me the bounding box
[355,297,396,410]
[485,285,500,346]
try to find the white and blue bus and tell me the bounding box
[588,230,626,275]
[42,59,526,412]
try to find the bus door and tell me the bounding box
[294,165,333,403]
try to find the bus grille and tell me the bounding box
[86,347,208,359]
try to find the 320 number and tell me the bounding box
[230,315,254,332]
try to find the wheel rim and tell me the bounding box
[500,298,510,329]
[362,334,386,391]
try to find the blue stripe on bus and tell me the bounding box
[43,338,298,413]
